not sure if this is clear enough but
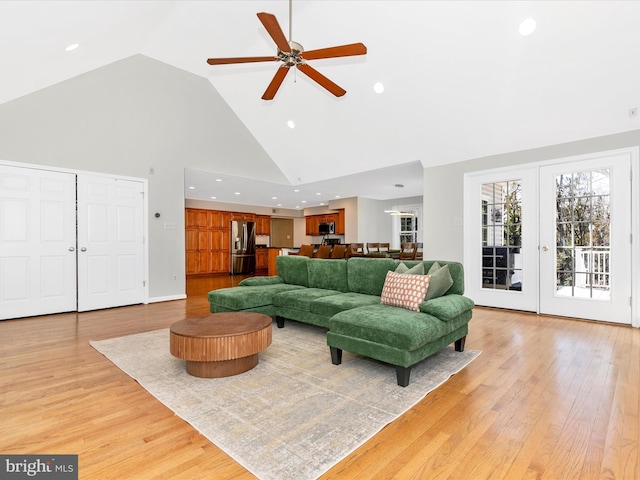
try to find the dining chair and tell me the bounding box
[297,244,315,257]
[330,244,347,259]
[347,243,365,257]
[366,242,379,254]
[314,245,332,258]
[414,242,423,260]
[399,242,417,260]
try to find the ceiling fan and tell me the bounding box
[206,1,367,100]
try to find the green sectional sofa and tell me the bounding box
[208,255,474,386]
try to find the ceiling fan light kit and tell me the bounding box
[207,5,367,100]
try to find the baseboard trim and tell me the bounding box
[147,294,187,303]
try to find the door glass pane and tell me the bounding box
[481,180,522,291]
[554,169,611,299]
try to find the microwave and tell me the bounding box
[318,222,335,235]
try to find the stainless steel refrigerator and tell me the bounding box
[230,221,256,274]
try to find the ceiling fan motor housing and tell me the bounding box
[279,41,304,66]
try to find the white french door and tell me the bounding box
[539,154,632,324]
[77,175,145,312]
[465,148,634,325]
[0,165,77,319]
[464,167,538,312]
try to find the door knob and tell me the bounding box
[80,247,87,252]
[68,247,75,252]
[542,245,549,251]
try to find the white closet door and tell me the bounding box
[77,175,144,312]
[0,165,77,319]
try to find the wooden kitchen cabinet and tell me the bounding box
[305,216,318,235]
[304,210,345,235]
[210,210,231,229]
[185,208,230,275]
[231,212,255,222]
[335,209,345,235]
[255,215,271,236]
[256,248,268,271]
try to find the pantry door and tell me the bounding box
[0,165,77,319]
[539,153,632,324]
[77,174,145,312]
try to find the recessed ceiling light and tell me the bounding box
[287,120,295,129]
[234,192,240,195]
[316,193,321,196]
[216,178,222,182]
[294,189,300,192]
[272,196,277,200]
[373,82,384,94]
[301,200,307,203]
[335,195,341,198]
[65,43,79,52]
[210,196,216,199]
[188,186,195,190]
[277,203,282,206]
[320,203,326,206]
[519,18,536,36]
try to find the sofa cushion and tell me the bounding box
[310,292,381,317]
[395,261,425,275]
[208,283,305,310]
[419,294,475,321]
[329,304,448,351]
[273,288,342,312]
[307,259,349,292]
[276,255,310,287]
[424,261,464,295]
[239,276,283,286]
[347,257,397,296]
[380,271,431,311]
[425,262,454,300]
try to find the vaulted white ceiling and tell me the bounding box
[2,1,639,207]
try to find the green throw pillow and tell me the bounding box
[395,262,425,275]
[425,262,454,300]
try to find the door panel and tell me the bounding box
[539,154,631,323]
[77,175,144,312]
[464,167,538,312]
[0,165,77,319]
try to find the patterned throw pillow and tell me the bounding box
[380,271,431,311]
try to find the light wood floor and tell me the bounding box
[1,275,638,479]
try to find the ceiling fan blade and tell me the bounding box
[297,63,346,97]
[257,12,291,53]
[262,66,290,100]
[302,43,367,61]
[207,56,277,65]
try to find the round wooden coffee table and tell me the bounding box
[170,312,272,378]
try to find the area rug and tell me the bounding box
[90,321,480,480]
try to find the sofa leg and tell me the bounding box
[396,366,411,387]
[330,347,342,365]
[276,316,285,328]
[455,336,466,352]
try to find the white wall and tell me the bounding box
[0,55,287,299]
[424,129,640,262]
